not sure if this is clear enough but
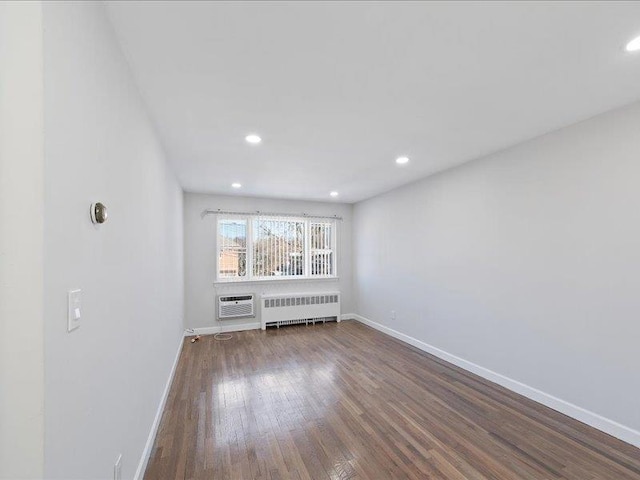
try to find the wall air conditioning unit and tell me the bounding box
[218,294,255,319]
[261,292,340,330]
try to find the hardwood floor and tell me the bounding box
[144,321,640,479]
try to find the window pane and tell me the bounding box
[218,219,247,278]
[310,222,333,276]
[253,218,305,277]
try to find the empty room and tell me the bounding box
[2,1,640,479]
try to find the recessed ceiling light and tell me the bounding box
[396,156,410,165]
[330,191,339,197]
[245,134,262,144]
[231,183,242,188]
[626,35,640,52]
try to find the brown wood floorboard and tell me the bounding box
[143,321,640,480]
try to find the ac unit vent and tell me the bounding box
[218,294,255,319]
[220,295,254,303]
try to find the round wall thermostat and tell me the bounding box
[90,202,108,224]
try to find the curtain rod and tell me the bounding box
[201,209,343,221]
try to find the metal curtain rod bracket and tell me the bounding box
[200,208,343,221]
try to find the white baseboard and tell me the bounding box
[340,313,357,321]
[185,322,261,337]
[134,334,184,480]
[352,314,640,448]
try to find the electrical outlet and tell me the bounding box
[114,454,122,480]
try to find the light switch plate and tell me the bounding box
[67,289,81,332]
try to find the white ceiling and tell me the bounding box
[106,1,640,203]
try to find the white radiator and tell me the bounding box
[261,292,341,330]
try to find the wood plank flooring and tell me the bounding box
[144,321,640,479]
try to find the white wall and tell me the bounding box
[42,3,184,479]
[184,193,353,330]
[353,100,640,443]
[0,2,45,478]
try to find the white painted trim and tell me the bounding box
[134,334,185,480]
[214,277,340,286]
[185,322,261,337]
[352,314,640,448]
[340,313,356,321]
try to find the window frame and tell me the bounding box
[215,214,338,283]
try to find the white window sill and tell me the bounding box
[214,277,339,286]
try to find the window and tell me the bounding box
[218,219,247,278]
[216,214,337,282]
[310,222,333,276]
